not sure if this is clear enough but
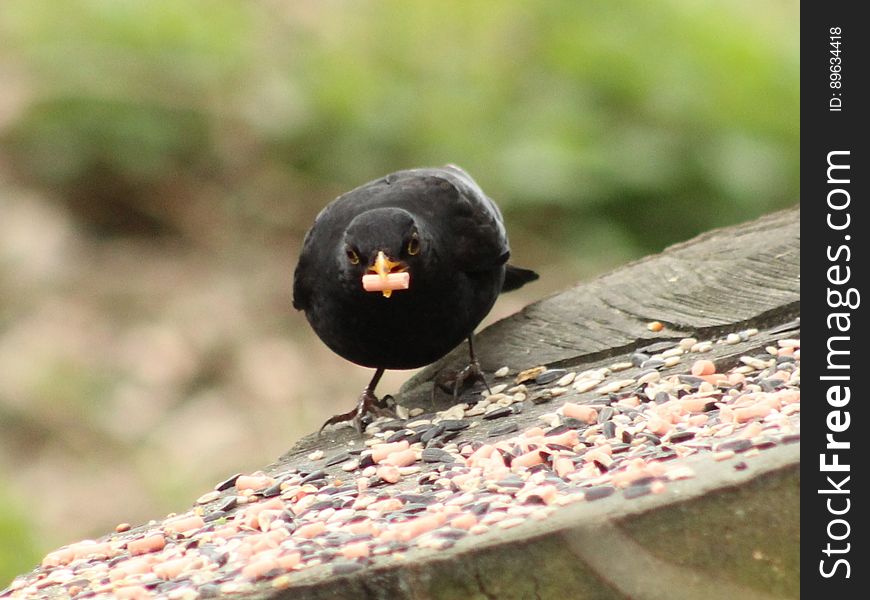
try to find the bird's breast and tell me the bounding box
[305,267,502,370]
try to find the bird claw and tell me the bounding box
[453,360,491,400]
[434,361,491,402]
[319,389,395,436]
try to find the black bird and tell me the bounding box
[292,165,538,432]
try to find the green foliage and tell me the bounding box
[0,490,41,587]
[1,0,798,249]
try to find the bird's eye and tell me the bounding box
[406,233,420,256]
[346,247,360,264]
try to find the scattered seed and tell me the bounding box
[679,338,697,350]
[573,379,601,393]
[483,407,513,420]
[630,353,650,367]
[441,419,471,432]
[19,330,798,598]
[691,341,714,353]
[515,366,546,384]
[583,486,616,501]
[556,372,577,387]
[535,369,567,385]
[596,379,635,395]
[214,473,242,492]
[637,370,661,384]
[196,491,221,505]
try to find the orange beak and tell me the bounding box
[366,251,407,298]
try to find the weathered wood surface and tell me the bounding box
[6,207,800,600]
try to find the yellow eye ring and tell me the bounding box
[407,233,420,256]
[346,248,360,264]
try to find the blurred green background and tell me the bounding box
[0,0,797,584]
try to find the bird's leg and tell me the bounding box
[452,334,491,401]
[319,368,394,435]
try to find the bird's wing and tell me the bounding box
[502,264,539,292]
[292,226,319,311]
[387,166,511,273]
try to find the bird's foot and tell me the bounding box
[435,361,491,402]
[319,389,395,436]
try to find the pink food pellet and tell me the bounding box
[702,374,729,385]
[235,475,275,491]
[395,513,445,541]
[647,415,671,436]
[450,513,478,530]
[612,468,649,487]
[691,360,716,376]
[371,440,410,463]
[295,521,326,539]
[511,449,545,469]
[531,484,558,504]
[466,444,495,466]
[688,414,708,427]
[352,495,376,510]
[376,465,402,483]
[650,480,667,494]
[616,396,640,408]
[127,535,165,556]
[42,548,75,567]
[362,272,410,293]
[562,402,598,424]
[584,444,613,462]
[278,551,302,570]
[72,541,114,560]
[346,519,376,535]
[738,421,765,439]
[554,457,575,478]
[380,449,417,467]
[114,585,153,600]
[369,497,404,512]
[779,390,800,405]
[728,372,746,385]
[109,557,154,581]
[546,429,580,448]
[246,530,284,553]
[241,554,280,580]
[734,405,772,423]
[212,525,239,539]
[678,396,709,413]
[341,541,371,559]
[240,498,287,529]
[163,515,205,535]
[153,557,196,580]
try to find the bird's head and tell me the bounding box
[342,208,426,298]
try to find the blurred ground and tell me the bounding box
[0,0,797,583]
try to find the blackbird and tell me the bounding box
[292,165,538,432]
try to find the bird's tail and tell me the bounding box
[502,265,539,292]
